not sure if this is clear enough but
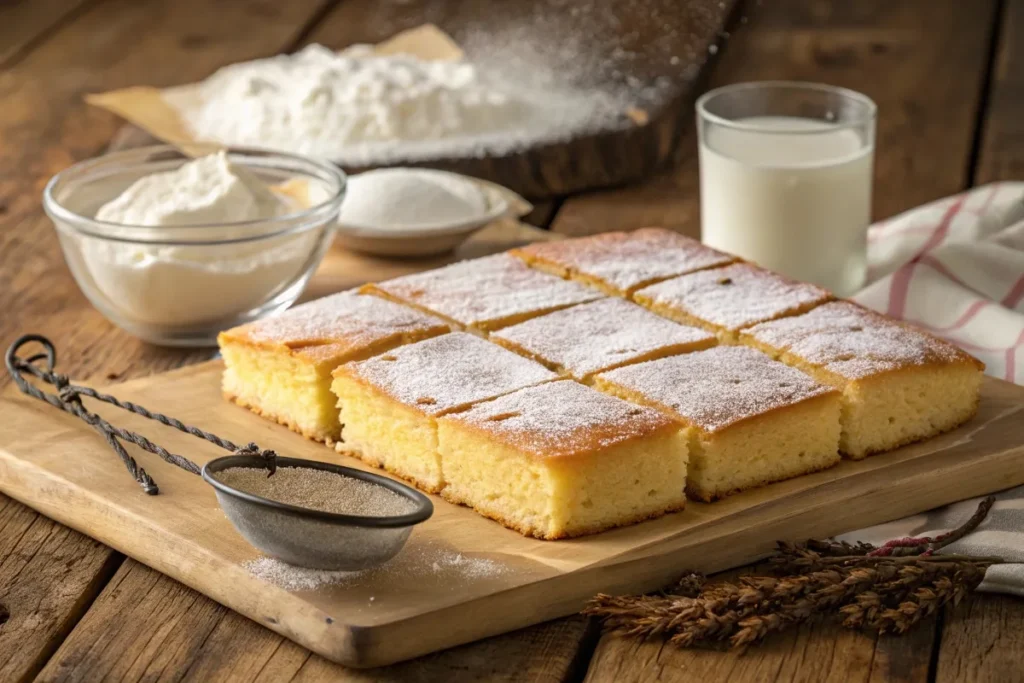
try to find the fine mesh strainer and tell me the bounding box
[6,334,433,571]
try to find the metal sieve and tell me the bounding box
[5,334,433,571]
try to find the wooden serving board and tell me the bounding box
[0,365,1022,668]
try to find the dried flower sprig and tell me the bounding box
[584,496,1000,649]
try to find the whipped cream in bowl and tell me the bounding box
[44,146,345,347]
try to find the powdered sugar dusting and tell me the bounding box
[340,332,556,415]
[597,346,833,433]
[744,301,980,380]
[493,297,715,378]
[226,291,448,348]
[245,543,509,592]
[444,380,678,458]
[373,254,602,328]
[636,263,832,331]
[517,228,735,292]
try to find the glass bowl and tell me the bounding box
[44,146,346,347]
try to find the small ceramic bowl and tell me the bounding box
[334,171,511,257]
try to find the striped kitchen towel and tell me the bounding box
[841,182,1024,595]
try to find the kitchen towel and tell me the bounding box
[840,181,1024,595]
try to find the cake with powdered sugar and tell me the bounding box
[438,380,689,539]
[491,297,716,380]
[330,332,557,492]
[363,253,602,332]
[740,301,984,458]
[633,262,833,341]
[218,291,450,443]
[593,346,842,501]
[511,227,735,295]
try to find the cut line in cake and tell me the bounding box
[511,226,736,296]
[362,252,603,333]
[217,227,985,539]
[740,301,985,459]
[218,291,450,443]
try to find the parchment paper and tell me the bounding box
[84,24,464,155]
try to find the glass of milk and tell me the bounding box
[696,82,876,296]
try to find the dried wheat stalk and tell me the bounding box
[584,496,1000,649]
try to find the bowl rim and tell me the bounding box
[336,168,509,239]
[202,455,434,528]
[43,145,347,240]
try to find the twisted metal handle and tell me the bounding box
[5,334,277,495]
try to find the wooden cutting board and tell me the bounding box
[0,365,1022,668]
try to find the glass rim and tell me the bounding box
[696,81,878,134]
[42,144,347,238]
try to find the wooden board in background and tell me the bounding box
[0,365,1022,668]
[101,0,741,200]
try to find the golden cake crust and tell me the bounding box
[634,262,833,334]
[439,486,687,540]
[491,297,716,379]
[594,345,837,433]
[438,380,684,460]
[512,227,736,295]
[364,253,602,331]
[218,291,450,367]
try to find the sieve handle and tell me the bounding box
[5,334,276,495]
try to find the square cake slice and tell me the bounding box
[218,292,449,443]
[330,332,558,491]
[437,380,689,539]
[492,297,716,381]
[740,301,985,459]
[512,227,736,296]
[633,262,833,342]
[593,346,841,501]
[364,253,603,332]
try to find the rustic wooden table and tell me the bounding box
[2,0,1023,681]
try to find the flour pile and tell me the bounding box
[177,43,624,164]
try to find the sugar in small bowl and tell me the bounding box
[43,145,346,347]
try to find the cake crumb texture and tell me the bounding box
[742,301,984,458]
[438,380,689,538]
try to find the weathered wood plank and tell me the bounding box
[584,617,936,683]
[551,0,1000,238]
[975,0,1024,184]
[0,0,334,679]
[934,595,1024,683]
[0,0,94,67]
[38,561,595,682]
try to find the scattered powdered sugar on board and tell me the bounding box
[214,466,416,517]
[245,543,509,592]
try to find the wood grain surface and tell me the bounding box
[1,364,1022,666]
[2,0,1023,680]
